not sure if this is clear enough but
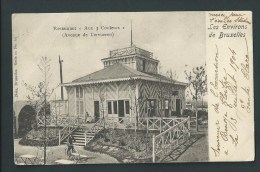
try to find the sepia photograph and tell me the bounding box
[12,11,253,165]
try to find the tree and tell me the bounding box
[22,56,53,164]
[166,69,178,81]
[184,64,207,132]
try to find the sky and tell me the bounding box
[12,12,206,101]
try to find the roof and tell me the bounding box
[63,63,187,86]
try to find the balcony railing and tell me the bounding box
[109,46,153,59]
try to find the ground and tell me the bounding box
[14,139,118,165]
[14,131,208,164]
[177,134,208,162]
[85,129,208,163]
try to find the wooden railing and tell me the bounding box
[90,118,105,134]
[103,117,136,130]
[137,117,185,132]
[37,115,86,127]
[58,124,78,145]
[102,116,187,132]
[83,118,106,145]
[110,46,153,58]
[152,117,190,162]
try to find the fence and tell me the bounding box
[152,117,190,162]
[37,115,86,127]
[102,116,188,133]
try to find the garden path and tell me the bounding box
[14,139,119,164]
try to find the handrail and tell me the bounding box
[58,124,79,145]
[83,118,106,145]
[58,116,85,145]
[90,118,105,134]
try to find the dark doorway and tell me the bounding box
[18,105,36,138]
[94,101,100,122]
[118,100,124,123]
[176,99,181,116]
[147,99,156,117]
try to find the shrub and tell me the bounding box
[19,127,60,146]
[197,110,208,120]
[19,137,59,146]
[183,109,195,117]
[118,139,126,146]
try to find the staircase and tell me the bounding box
[61,118,105,147]
[62,128,95,146]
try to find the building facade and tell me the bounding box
[62,45,187,122]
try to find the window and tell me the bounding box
[165,100,169,110]
[107,100,118,114]
[113,101,118,114]
[125,101,130,114]
[147,99,156,117]
[108,102,112,114]
[76,87,83,98]
[76,87,84,115]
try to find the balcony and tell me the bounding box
[109,46,153,59]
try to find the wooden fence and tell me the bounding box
[152,117,190,162]
[37,115,86,127]
[102,116,188,133]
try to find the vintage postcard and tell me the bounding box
[12,11,254,165]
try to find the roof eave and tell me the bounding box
[62,76,187,87]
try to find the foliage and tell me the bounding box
[197,110,208,121]
[184,64,207,132]
[22,57,54,117]
[19,127,59,146]
[19,137,59,147]
[182,109,196,117]
[166,69,178,80]
[184,64,207,102]
[21,56,54,164]
[87,129,157,161]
